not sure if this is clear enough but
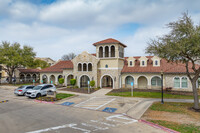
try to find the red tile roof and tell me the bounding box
[18,69,40,73]
[121,56,199,74]
[40,60,73,73]
[93,38,127,47]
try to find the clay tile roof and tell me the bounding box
[18,69,40,73]
[40,60,73,73]
[91,53,96,56]
[122,56,198,74]
[93,38,127,47]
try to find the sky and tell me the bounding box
[0,0,200,61]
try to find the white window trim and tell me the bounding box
[173,76,188,88]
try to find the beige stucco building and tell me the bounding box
[40,38,200,91]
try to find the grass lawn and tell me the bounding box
[149,120,200,133]
[56,93,74,99]
[144,102,200,133]
[106,91,200,99]
[150,102,200,114]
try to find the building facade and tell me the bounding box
[40,38,200,91]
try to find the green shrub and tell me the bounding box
[58,78,64,84]
[74,86,79,88]
[90,80,95,87]
[70,79,76,86]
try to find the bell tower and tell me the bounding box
[93,38,127,89]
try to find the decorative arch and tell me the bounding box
[79,75,90,88]
[100,74,114,89]
[99,46,103,58]
[137,76,148,89]
[88,63,92,71]
[26,74,31,82]
[42,75,48,84]
[78,63,82,71]
[151,76,161,88]
[125,75,134,88]
[50,75,56,84]
[66,74,74,86]
[19,74,25,82]
[111,45,115,57]
[105,46,109,57]
[83,63,87,71]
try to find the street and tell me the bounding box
[0,87,166,133]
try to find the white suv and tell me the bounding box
[25,84,56,98]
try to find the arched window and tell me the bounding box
[151,76,161,86]
[88,63,92,71]
[155,60,158,66]
[78,63,82,71]
[174,77,180,88]
[142,61,145,66]
[181,77,188,88]
[105,64,108,68]
[111,46,115,57]
[130,61,132,66]
[83,63,87,71]
[99,46,103,58]
[105,46,109,57]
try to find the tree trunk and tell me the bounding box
[191,81,200,110]
[9,75,13,84]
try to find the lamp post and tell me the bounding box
[161,71,164,104]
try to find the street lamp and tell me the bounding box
[161,70,164,104]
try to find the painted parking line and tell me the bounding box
[74,97,116,110]
[61,102,74,106]
[102,107,117,113]
[26,114,138,133]
[0,100,9,103]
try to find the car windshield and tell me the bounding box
[18,86,25,89]
[33,86,43,90]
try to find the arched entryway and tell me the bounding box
[42,75,48,84]
[125,76,134,88]
[138,76,148,89]
[80,75,90,88]
[151,76,161,89]
[32,74,37,81]
[101,75,113,89]
[50,75,55,84]
[67,74,74,86]
[26,74,31,82]
[20,74,25,82]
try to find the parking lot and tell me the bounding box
[0,87,166,133]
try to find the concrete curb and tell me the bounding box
[139,119,180,133]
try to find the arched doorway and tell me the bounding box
[67,74,74,86]
[138,76,148,89]
[101,75,113,89]
[20,74,25,82]
[26,74,31,82]
[50,75,55,84]
[80,75,90,88]
[42,75,48,84]
[125,76,134,88]
[32,74,37,81]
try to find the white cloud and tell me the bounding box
[0,0,200,60]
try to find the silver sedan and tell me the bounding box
[14,85,35,96]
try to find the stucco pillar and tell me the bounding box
[103,47,105,58]
[109,46,111,57]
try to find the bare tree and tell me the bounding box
[61,53,76,61]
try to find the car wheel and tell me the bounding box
[36,93,41,98]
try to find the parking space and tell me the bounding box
[74,97,116,110]
[26,114,138,133]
